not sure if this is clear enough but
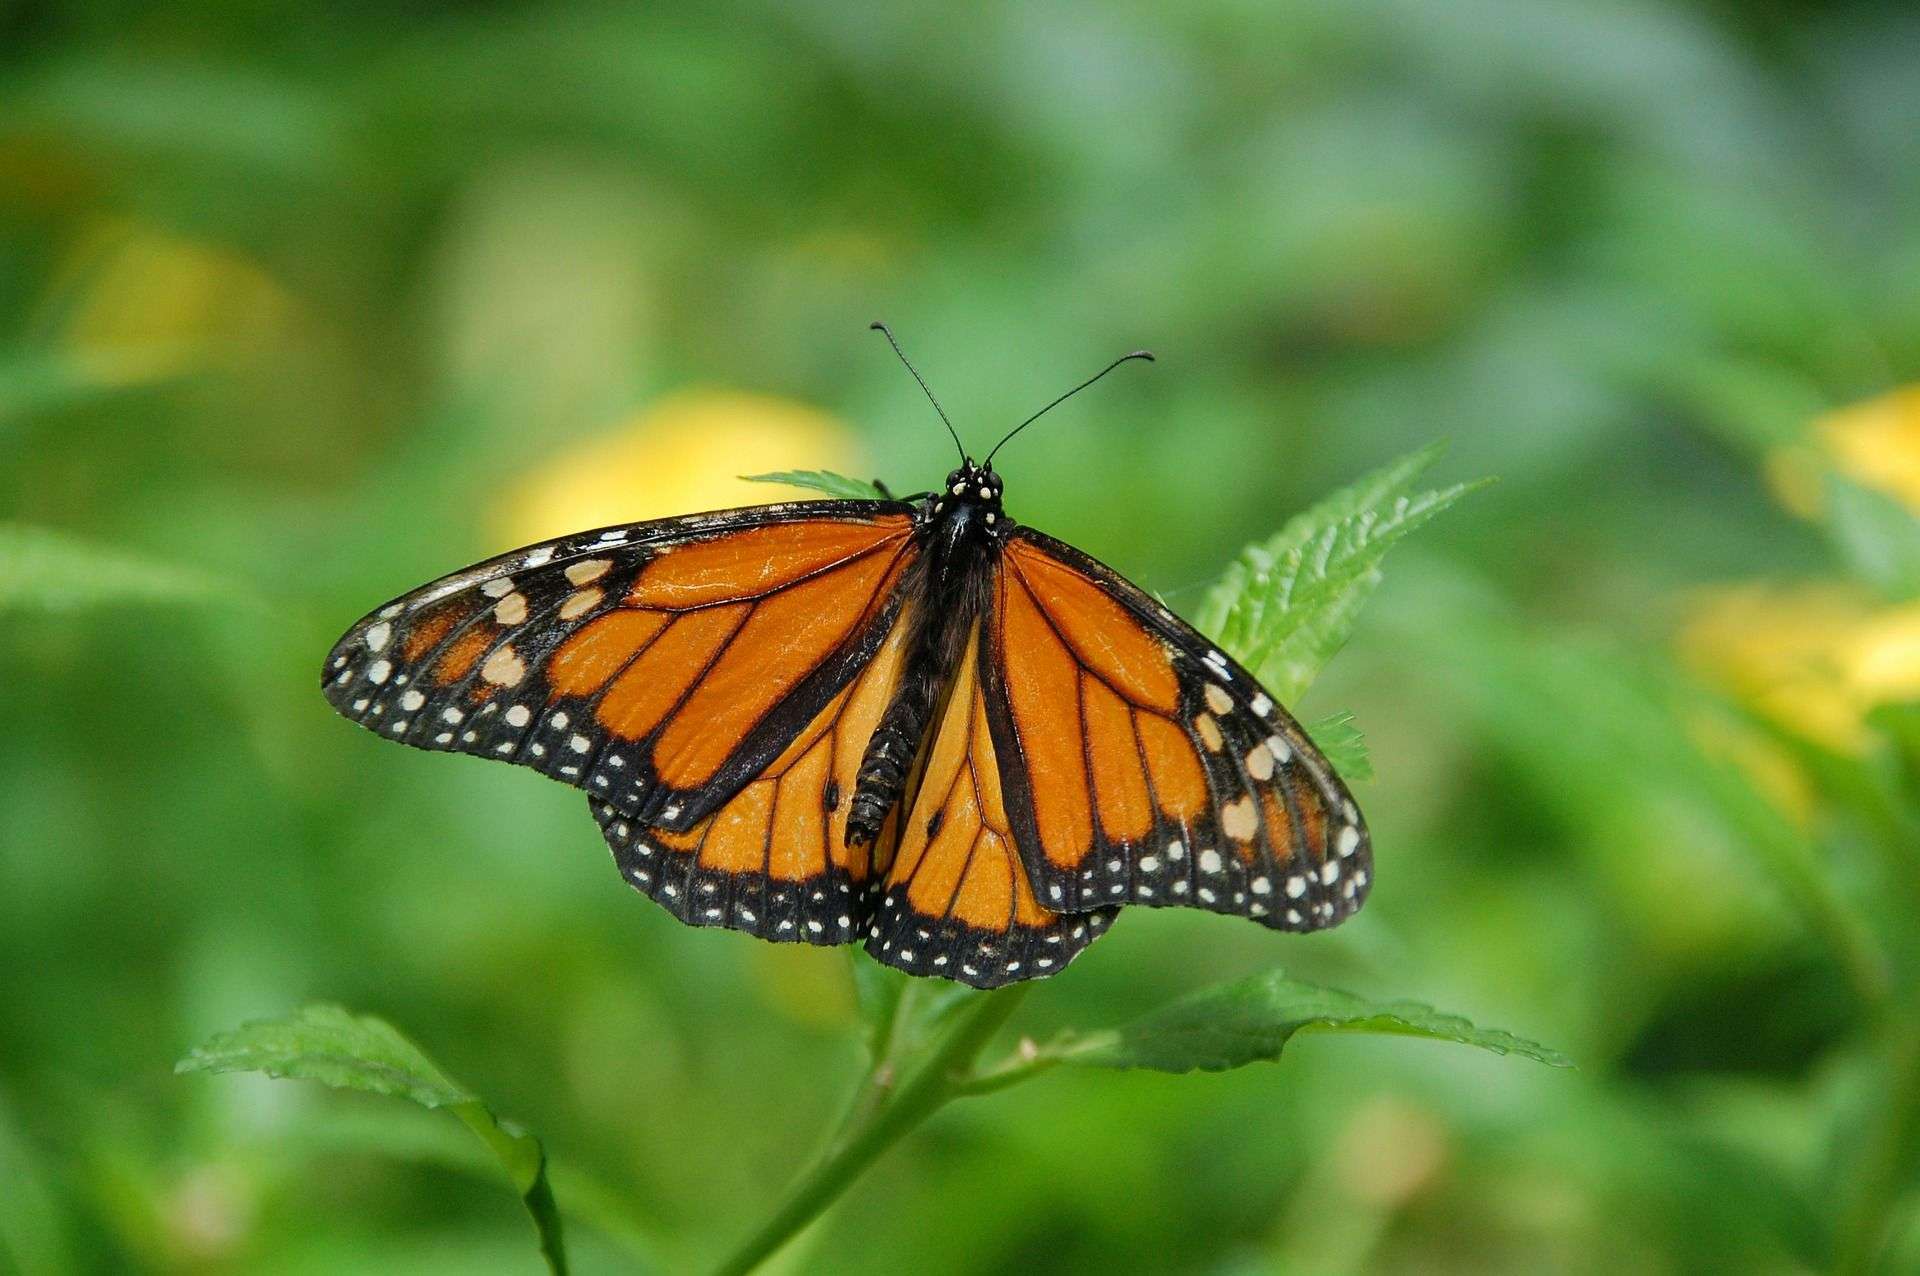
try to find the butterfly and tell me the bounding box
[321,325,1371,988]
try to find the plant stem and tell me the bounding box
[955,1032,1088,1097]
[709,986,1030,1276]
[823,979,921,1151]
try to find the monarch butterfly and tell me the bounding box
[321,326,1370,988]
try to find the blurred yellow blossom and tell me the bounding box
[500,390,868,546]
[1770,385,1920,517]
[1678,583,1920,754]
[54,218,295,377]
[1332,1095,1449,1209]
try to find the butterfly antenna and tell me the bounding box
[985,350,1155,465]
[870,321,967,464]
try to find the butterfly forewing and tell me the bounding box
[982,530,1371,930]
[322,501,919,829]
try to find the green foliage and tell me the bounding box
[1050,970,1571,1073]
[1304,711,1371,782]
[0,1086,70,1276]
[178,1006,567,1275]
[0,346,181,430]
[0,524,235,614]
[1197,444,1488,704]
[742,470,890,500]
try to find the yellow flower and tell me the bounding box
[1771,385,1920,517]
[1678,583,1920,754]
[499,390,868,546]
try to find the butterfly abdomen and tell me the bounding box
[845,675,936,846]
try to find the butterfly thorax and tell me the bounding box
[844,462,1007,847]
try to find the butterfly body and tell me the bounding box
[323,457,1370,987]
[847,461,1005,845]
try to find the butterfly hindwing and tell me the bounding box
[982,529,1371,931]
[864,623,1117,988]
[322,501,919,830]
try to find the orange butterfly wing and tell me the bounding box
[590,602,918,945]
[982,530,1370,932]
[322,502,918,831]
[864,624,1115,986]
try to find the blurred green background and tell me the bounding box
[6,1,1920,1272]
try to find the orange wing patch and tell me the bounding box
[990,533,1370,935]
[996,566,1095,867]
[628,519,905,607]
[866,627,1114,988]
[652,541,908,787]
[591,604,915,944]
[1001,547,1181,712]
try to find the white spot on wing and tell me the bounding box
[493,593,529,625]
[1196,713,1224,752]
[1221,796,1258,841]
[481,645,526,687]
[559,587,604,620]
[565,559,612,585]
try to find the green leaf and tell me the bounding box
[177,1005,568,1275]
[0,524,237,614]
[1822,474,1920,601]
[1196,444,1488,703]
[742,470,890,500]
[0,345,185,430]
[1053,971,1571,1074]
[1305,711,1372,782]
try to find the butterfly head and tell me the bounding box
[937,460,1003,515]
[944,458,1006,502]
